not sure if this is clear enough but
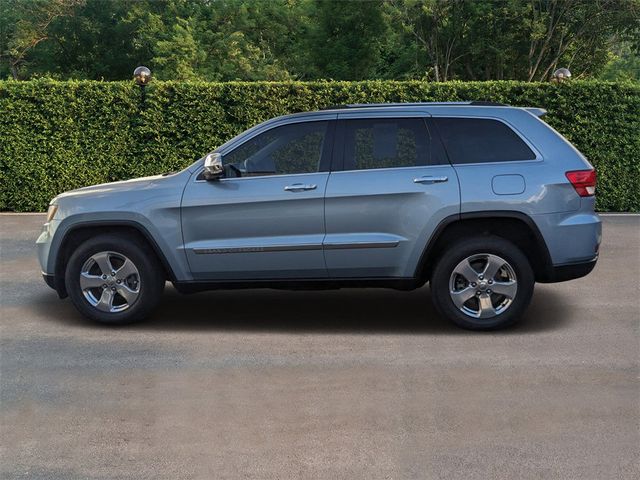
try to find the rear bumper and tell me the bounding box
[539,257,597,283]
[532,210,601,265]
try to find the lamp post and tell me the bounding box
[133,66,152,105]
[551,68,571,83]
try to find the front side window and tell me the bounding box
[342,118,438,171]
[223,121,328,177]
[434,117,536,164]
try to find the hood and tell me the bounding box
[49,169,192,219]
[53,173,177,203]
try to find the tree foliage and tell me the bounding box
[387,0,640,81]
[1,0,638,81]
[305,0,387,80]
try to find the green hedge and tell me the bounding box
[1,79,638,211]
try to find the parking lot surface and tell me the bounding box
[1,214,638,479]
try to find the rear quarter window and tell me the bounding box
[434,117,536,164]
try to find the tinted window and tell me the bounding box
[434,118,536,164]
[342,118,439,170]
[223,121,328,177]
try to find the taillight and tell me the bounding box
[566,169,596,197]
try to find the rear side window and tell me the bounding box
[434,118,536,164]
[341,118,445,171]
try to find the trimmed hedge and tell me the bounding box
[1,79,638,211]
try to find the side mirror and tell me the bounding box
[203,152,224,181]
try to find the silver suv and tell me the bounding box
[37,102,601,330]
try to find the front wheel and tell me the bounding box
[65,234,165,325]
[430,236,534,330]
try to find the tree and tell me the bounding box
[153,18,203,80]
[194,0,298,81]
[524,0,639,81]
[1,0,637,82]
[600,40,640,81]
[384,0,639,81]
[306,0,387,80]
[1,0,84,79]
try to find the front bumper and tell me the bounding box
[42,272,67,298]
[37,219,68,298]
[36,219,59,275]
[42,273,56,290]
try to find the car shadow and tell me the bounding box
[35,284,572,334]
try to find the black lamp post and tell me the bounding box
[133,66,152,104]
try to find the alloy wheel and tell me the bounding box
[448,253,518,319]
[79,251,141,313]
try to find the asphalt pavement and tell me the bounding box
[1,214,638,479]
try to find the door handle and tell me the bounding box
[413,176,448,184]
[284,183,317,192]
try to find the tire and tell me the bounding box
[65,234,165,325]
[430,235,534,330]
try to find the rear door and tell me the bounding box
[323,112,460,278]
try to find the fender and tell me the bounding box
[414,210,554,281]
[52,218,184,289]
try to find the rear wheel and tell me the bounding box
[430,236,534,330]
[65,234,165,324]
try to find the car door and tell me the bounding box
[181,117,335,280]
[323,112,460,278]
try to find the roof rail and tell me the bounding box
[468,101,508,106]
[320,104,348,110]
[320,101,512,110]
[344,102,471,108]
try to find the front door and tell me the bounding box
[181,119,334,280]
[323,113,460,278]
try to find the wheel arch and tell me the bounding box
[53,221,177,298]
[415,211,553,283]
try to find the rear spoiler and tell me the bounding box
[524,107,547,117]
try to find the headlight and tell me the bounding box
[46,204,58,222]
